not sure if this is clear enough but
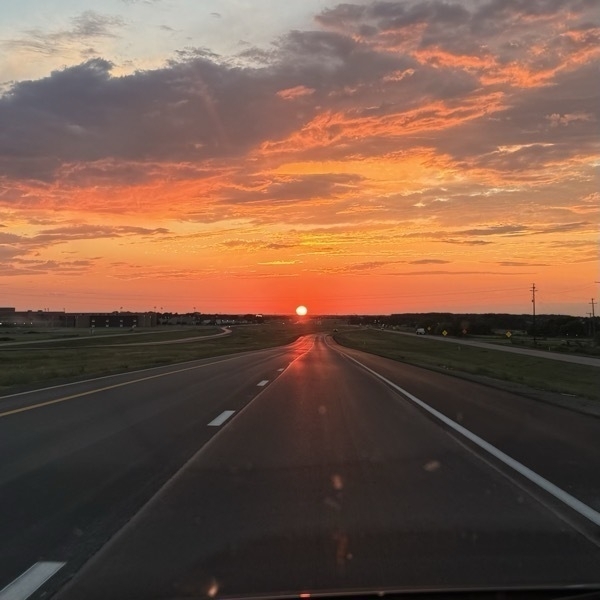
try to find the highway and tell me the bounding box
[1,335,599,599]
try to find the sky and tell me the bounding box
[0,0,598,316]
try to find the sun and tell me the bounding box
[296,305,308,316]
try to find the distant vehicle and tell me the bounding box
[416,328,426,335]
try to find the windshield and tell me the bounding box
[1,1,599,599]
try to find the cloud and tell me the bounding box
[441,239,494,246]
[1,225,171,264]
[4,257,98,276]
[317,260,398,274]
[458,225,529,237]
[389,270,535,276]
[219,173,362,205]
[0,0,597,194]
[498,261,551,267]
[276,85,315,100]
[1,11,125,57]
[409,259,451,264]
[218,238,298,252]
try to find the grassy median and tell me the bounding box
[0,322,328,393]
[334,329,600,402]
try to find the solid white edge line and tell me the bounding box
[0,561,65,600]
[341,351,600,528]
[207,410,236,427]
[257,380,269,387]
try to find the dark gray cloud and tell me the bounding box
[0,24,456,183]
[220,173,363,205]
[0,0,597,197]
[317,0,595,46]
[314,0,599,168]
[32,224,169,243]
[455,221,590,237]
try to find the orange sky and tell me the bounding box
[1,1,598,315]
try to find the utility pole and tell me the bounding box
[531,283,537,345]
[590,298,596,339]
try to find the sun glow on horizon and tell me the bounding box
[296,305,308,316]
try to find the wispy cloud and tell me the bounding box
[1,11,124,57]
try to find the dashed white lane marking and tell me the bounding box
[343,352,600,528]
[257,380,269,387]
[207,410,235,427]
[277,368,284,372]
[0,561,65,600]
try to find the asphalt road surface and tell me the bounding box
[1,335,599,600]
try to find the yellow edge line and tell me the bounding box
[0,355,242,419]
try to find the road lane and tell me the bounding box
[0,337,313,594]
[329,337,600,513]
[0,338,308,416]
[56,335,600,599]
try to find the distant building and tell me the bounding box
[0,308,65,327]
[0,308,157,328]
[73,313,157,328]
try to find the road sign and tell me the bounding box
[462,328,467,335]
[442,330,448,336]
[506,331,512,338]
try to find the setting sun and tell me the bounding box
[296,305,308,317]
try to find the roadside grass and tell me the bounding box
[0,326,224,346]
[391,327,599,357]
[334,329,600,402]
[0,322,327,394]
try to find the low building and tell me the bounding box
[71,312,158,328]
[0,308,65,327]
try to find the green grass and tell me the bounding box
[0,326,224,346]
[0,322,329,394]
[334,329,600,402]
